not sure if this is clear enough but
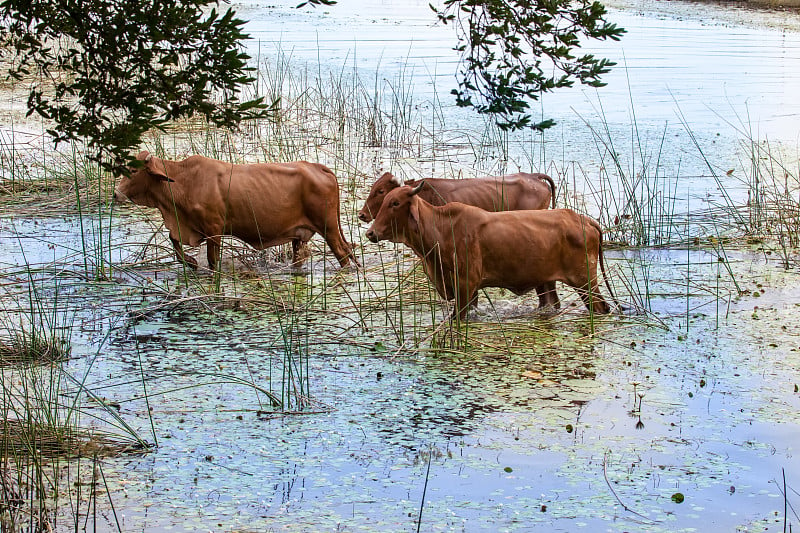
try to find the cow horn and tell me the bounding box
[410,181,425,196]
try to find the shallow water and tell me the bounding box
[2,214,796,531]
[2,1,800,532]
[238,0,800,151]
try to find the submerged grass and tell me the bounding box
[0,260,72,367]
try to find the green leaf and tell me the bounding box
[435,0,625,131]
[1,0,273,173]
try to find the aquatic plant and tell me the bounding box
[0,257,72,366]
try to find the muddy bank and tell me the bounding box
[608,0,800,23]
[739,0,800,8]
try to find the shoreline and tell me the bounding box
[606,0,800,29]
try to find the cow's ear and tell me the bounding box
[145,155,174,182]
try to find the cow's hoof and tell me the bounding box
[337,263,359,275]
[289,266,308,277]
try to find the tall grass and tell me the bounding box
[0,263,149,531]
[7,41,798,361]
[733,132,800,268]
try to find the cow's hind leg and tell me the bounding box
[291,238,312,274]
[452,286,478,322]
[567,251,609,315]
[575,281,610,315]
[315,210,356,268]
[206,236,222,272]
[323,228,355,268]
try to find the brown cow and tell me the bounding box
[114,151,355,271]
[365,183,614,321]
[357,171,555,223]
[359,171,559,308]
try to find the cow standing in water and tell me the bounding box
[365,183,614,321]
[358,171,559,308]
[114,151,356,271]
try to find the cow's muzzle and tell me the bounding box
[113,189,130,203]
[365,229,379,243]
[358,210,371,223]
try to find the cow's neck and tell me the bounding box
[153,164,191,218]
[407,200,454,272]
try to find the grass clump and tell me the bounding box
[0,280,72,367]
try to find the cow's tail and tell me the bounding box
[323,164,360,268]
[341,202,361,268]
[594,220,620,312]
[540,174,557,209]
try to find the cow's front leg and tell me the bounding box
[291,239,312,268]
[452,285,478,322]
[206,236,222,271]
[535,282,560,310]
[170,237,198,270]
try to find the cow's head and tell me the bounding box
[113,151,174,206]
[365,182,425,244]
[358,172,402,223]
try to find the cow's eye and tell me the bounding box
[392,200,399,207]
[378,189,384,195]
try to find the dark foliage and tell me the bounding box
[0,0,273,173]
[0,0,623,171]
[431,0,625,130]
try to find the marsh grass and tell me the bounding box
[731,132,800,268]
[0,345,149,532]
[0,229,149,531]
[5,42,796,356]
[0,262,72,367]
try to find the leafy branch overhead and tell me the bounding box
[431,0,625,131]
[0,0,623,169]
[0,0,273,172]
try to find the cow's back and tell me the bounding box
[221,161,332,208]
[412,173,552,212]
